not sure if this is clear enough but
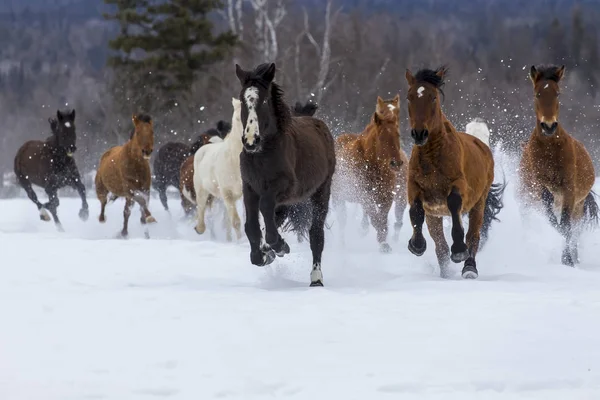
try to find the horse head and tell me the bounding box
[53,109,77,157]
[132,114,154,160]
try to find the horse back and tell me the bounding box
[456,130,495,192]
[14,140,54,185]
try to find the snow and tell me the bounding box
[1,159,600,399]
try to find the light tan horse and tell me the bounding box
[95,114,156,238]
[332,95,405,252]
[519,64,598,266]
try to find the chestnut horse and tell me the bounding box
[519,65,598,266]
[14,109,88,230]
[95,114,156,238]
[236,62,336,287]
[332,95,405,252]
[405,66,506,279]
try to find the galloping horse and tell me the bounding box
[405,66,506,279]
[14,109,88,230]
[519,65,598,266]
[95,114,156,238]
[235,62,336,286]
[333,95,405,252]
[192,98,244,242]
[153,121,231,212]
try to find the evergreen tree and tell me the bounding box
[103,0,237,111]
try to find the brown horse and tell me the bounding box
[332,95,405,252]
[519,65,598,266]
[405,66,506,279]
[95,114,156,238]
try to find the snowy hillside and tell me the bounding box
[1,152,600,399]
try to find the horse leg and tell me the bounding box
[44,185,63,231]
[426,215,451,278]
[361,209,370,236]
[407,197,427,256]
[559,194,576,267]
[370,198,393,253]
[193,186,211,235]
[120,198,133,238]
[259,193,289,257]
[462,198,486,279]
[156,181,169,211]
[447,187,469,263]
[95,178,109,223]
[19,177,49,221]
[67,165,89,221]
[308,179,332,287]
[332,195,347,246]
[131,190,156,224]
[541,187,560,231]
[570,201,585,265]
[244,182,274,266]
[224,191,242,241]
[393,188,407,242]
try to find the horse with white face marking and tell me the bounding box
[192,98,245,242]
[236,62,336,287]
[14,109,89,230]
[95,114,156,238]
[333,95,407,252]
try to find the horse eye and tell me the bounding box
[431,97,436,103]
[536,93,541,98]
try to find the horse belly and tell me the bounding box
[423,201,450,217]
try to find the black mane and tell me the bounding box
[414,65,448,98]
[533,64,563,82]
[293,101,319,117]
[136,114,152,123]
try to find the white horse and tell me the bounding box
[193,98,244,241]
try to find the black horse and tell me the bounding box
[14,109,88,230]
[153,121,231,211]
[292,101,318,117]
[236,62,336,287]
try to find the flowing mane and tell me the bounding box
[414,66,448,99]
[532,64,564,82]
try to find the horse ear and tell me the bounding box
[132,114,139,126]
[69,109,75,120]
[48,117,58,133]
[529,66,539,83]
[393,94,400,104]
[556,65,566,81]
[405,69,415,85]
[235,64,249,84]
[436,65,448,79]
[373,112,381,125]
[262,63,276,83]
[56,110,63,121]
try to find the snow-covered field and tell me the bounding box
[1,158,600,399]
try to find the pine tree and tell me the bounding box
[103,0,237,111]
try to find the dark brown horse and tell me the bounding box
[405,66,506,279]
[236,62,336,287]
[519,64,598,266]
[153,121,231,212]
[95,114,156,238]
[332,95,405,252]
[14,109,88,230]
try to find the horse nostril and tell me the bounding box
[551,122,558,130]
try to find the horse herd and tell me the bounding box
[12,62,599,286]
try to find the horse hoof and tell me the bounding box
[461,266,478,279]
[39,209,51,222]
[194,225,206,235]
[310,280,324,287]
[451,251,470,263]
[118,231,128,239]
[310,268,324,287]
[379,242,392,253]
[56,224,65,233]
[274,240,290,257]
[408,238,426,256]
[99,216,106,223]
[561,251,575,267]
[262,249,276,266]
[146,216,157,224]
[79,208,89,221]
[440,266,452,279]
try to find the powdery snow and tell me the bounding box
[1,159,600,399]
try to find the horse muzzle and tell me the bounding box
[389,159,403,171]
[411,129,429,146]
[142,150,152,160]
[242,135,261,154]
[540,121,558,137]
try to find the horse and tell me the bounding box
[192,98,244,242]
[179,133,223,217]
[404,66,506,279]
[235,62,336,287]
[332,95,406,252]
[95,114,156,238]
[153,121,232,212]
[519,64,598,266]
[14,109,88,230]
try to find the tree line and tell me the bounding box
[1,0,600,191]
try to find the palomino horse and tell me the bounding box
[95,114,156,238]
[193,98,244,242]
[179,133,220,216]
[333,95,405,252]
[405,66,506,279]
[153,121,231,212]
[519,64,598,266]
[235,62,336,286]
[14,109,88,230]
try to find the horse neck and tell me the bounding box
[223,121,244,157]
[123,136,143,162]
[413,113,454,159]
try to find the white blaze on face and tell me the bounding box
[387,104,396,111]
[64,122,71,128]
[243,86,260,146]
[544,83,549,89]
[417,86,425,98]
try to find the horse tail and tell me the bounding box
[583,190,599,229]
[466,117,490,147]
[480,176,507,249]
[279,201,313,239]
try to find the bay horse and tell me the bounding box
[519,64,598,266]
[153,120,231,212]
[95,114,156,238]
[14,109,88,230]
[235,62,336,287]
[192,98,244,242]
[332,95,406,252]
[405,66,506,279]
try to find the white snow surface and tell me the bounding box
[1,154,600,399]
